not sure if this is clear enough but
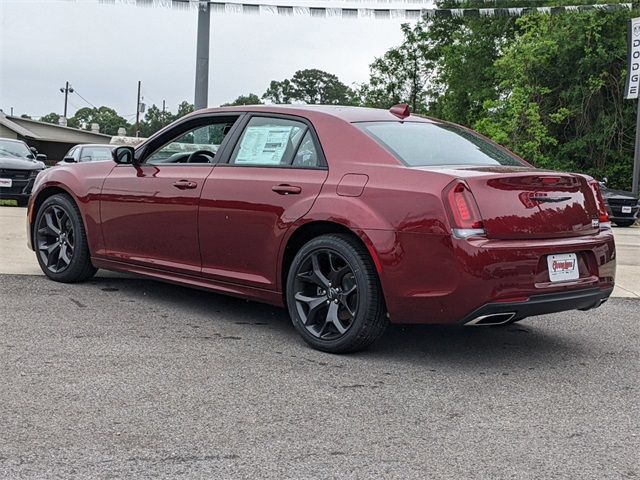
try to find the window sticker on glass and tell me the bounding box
[235,126,293,165]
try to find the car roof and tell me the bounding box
[197,105,434,124]
[76,144,115,148]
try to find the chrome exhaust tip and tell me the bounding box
[465,312,516,326]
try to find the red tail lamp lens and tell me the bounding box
[444,181,484,230]
[588,180,609,223]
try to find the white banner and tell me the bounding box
[625,17,640,100]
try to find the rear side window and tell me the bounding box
[230,117,308,167]
[357,121,525,167]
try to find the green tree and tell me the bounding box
[222,93,263,106]
[473,12,635,186]
[68,106,130,135]
[138,104,173,138]
[175,101,195,118]
[263,69,356,105]
[40,113,60,124]
[362,5,636,189]
[359,22,433,112]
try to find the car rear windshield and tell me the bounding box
[356,121,525,167]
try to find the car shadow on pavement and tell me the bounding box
[86,274,590,371]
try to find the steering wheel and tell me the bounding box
[186,149,215,163]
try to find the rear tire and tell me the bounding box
[286,234,388,353]
[33,194,97,283]
[613,220,636,228]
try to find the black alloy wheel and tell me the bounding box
[287,234,388,353]
[293,248,359,340]
[34,194,97,282]
[36,204,75,273]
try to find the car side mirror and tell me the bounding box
[36,154,47,162]
[63,156,76,163]
[113,146,137,165]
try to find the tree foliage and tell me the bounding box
[263,69,356,105]
[40,112,60,125]
[67,106,130,136]
[136,101,194,137]
[360,7,636,189]
[222,93,263,106]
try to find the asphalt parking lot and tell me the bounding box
[1,207,639,479]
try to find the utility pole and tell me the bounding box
[194,1,210,110]
[59,81,74,118]
[162,99,166,126]
[10,107,13,116]
[135,81,142,137]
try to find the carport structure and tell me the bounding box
[0,113,112,165]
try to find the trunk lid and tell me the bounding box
[430,166,600,239]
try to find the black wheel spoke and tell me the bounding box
[59,244,71,266]
[294,293,326,325]
[310,253,331,288]
[325,302,347,335]
[339,298,356,319]
[44,211,61,235]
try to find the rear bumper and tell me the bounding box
[460,288,612,326]
[365,228,616,325]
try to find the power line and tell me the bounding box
[73,89,97,109]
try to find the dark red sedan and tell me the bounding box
[26,105,616,353]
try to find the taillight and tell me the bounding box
[443,180,485,238]
[588,180,610,225]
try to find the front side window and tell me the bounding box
[357,121,526,167]
[229,117,309,167]
[146,119,237,165]
[80,146,113,162]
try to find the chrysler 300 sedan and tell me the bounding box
[26,105,616,353]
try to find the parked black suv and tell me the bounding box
[0,138,46,206]
[600,180,639,227]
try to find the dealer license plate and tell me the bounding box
[547,253,579,282]
[622,206,632,213]
[0,178,12,188]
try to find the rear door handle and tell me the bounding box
[173,180,198,190]
[272,184,302,195]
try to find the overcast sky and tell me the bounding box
[0,0,410,120]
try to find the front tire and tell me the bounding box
[34,194,97,282]
[286,234,388,353]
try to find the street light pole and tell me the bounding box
[194,1,210,110]
[60,81,74,118]
[135,80,142,137]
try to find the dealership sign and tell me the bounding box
[625,18,640,99]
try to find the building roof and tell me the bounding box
[0,113,112,144]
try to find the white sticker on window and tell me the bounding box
[235,126,293,165]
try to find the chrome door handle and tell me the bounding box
[173,180,198,190]
[272,184,302,195]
